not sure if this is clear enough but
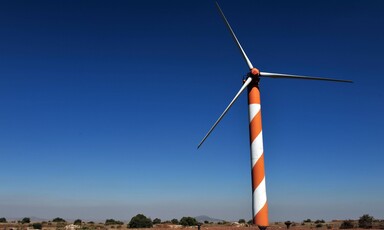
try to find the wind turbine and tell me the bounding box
[198,2,352,229]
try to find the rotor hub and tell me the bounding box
[251,68,260,76]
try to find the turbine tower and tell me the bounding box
[198,3,352,229]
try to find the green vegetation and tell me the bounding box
[128,214,152,228]
[152,218,161,225]
[52,217,66,223]
[105,219,123,225]
[32,223,43,229]
[359,214,374,229]
[238,219,246,224]
[21,217,31,224]
[340,220,354,229]
[74,219,82,225]
[171,219,179,224]
[179,217,198,226]
[303,219,312,223]
[0,218,7,223]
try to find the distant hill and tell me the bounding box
[194,215,224,223]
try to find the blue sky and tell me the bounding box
[1,0,383,222]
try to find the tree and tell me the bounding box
[340,220,354,229]
[359,214,374,229]
[285,221,292,229]
[128,214,153,228]
[105,219,123,225]
[74,219,82,225]
[179,217,197,226]
[0,218,7,223]
[152,218,161,225]
[238,219,246,224]
[52,217,66,223]
[171,219,179,224]
[21,217,31,224]
[32,223,43,229]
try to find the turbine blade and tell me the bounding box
[198,77,253,149]
[260,72,353,83]
[215,2,254,70]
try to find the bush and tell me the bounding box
[238,219,246,224]
[315,220,325,224]
[304,219,312,223]
[171,219,179,224]
[0,218,7,223]
[52,217,66,223]
[179,217,197,226]
[359,214,374,229]
[128,214,153,228]
[74,219,82,225]
[21,218,31,224]
[316,223,323,228]
[152,218,161,225]
[105,219,123,225]
[340,220,354,229]
[32,223,43,229]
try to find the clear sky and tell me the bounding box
[1,0,383,223]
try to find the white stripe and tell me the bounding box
[248,104,260,121]
[251,131,264,167]
[253,177,267,216]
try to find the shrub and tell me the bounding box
[21,218,31,224]
[32,223,42,229]
[179,217,197,226]
[304,219,312,223]
[0,218,7,223]
[316,223,323,228]
[238,219,246,224]
[340,220,354,229]
[105,219,123,225]
[152,218,161,225]
[171,219,179,224]
[74,219,82,225]
[52,217,66,223]
[359,214,374,229]
[128,214,153,228]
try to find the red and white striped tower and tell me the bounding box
[248,72,268,228]
[198,3,352,230]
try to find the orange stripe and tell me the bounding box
[249,111,262,143]
[253,202,269,226]
[252,154,265,191]
[248,84,261,104]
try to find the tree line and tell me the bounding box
[0,215,199,228]
[1,214,383,229]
